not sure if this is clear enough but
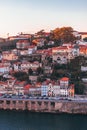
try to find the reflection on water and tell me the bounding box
[0,110,87,130]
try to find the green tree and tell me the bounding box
[28,68,33,75]
[36,29,45,36]
[37,66,43,75]
[13,72,29,81]
[75,81,85,95]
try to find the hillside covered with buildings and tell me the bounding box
[0,27,87,99]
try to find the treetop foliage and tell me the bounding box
[51,26,76,42]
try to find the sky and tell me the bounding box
[0,0,87,37]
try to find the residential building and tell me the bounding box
[0,65,9,73]
[24,84,31,95]
[60,77,69,88]
[79,45,87,56]
[28,45,37,55]
[2,51,18,61]
[20,50,28,55]
[72,45,79,57]
[53,84,60,97]
[48,83,54,96]
[29,86,41,96]
[60,89,68,97]
[41,82,48,96]
[20,62,30,70]
[16,40,30,49]
[60,77,69,97]
[13,62,21,71]
[14,81,27,95]
[52,46,73,64]
[68,84,75,97]
[0,81,7,94]
[81,66,87,72]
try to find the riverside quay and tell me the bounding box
[0,98,56,112]
[0,98,87,114]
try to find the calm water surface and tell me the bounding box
[0,110,87,130]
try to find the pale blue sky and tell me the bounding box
[0,0,87,37]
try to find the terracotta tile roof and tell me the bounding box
[60,77,69,81]
[24,84,31,89]
[0,81,7,85]
[36,82,41,87]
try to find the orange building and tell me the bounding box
[24,84,31,95]
[68,84,75,97]
[79,45,87,55]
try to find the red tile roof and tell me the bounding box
[24,84,31,90]
[60,77,69,81]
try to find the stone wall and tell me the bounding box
[0,99,87,114]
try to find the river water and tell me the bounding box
[0,110,87,130]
